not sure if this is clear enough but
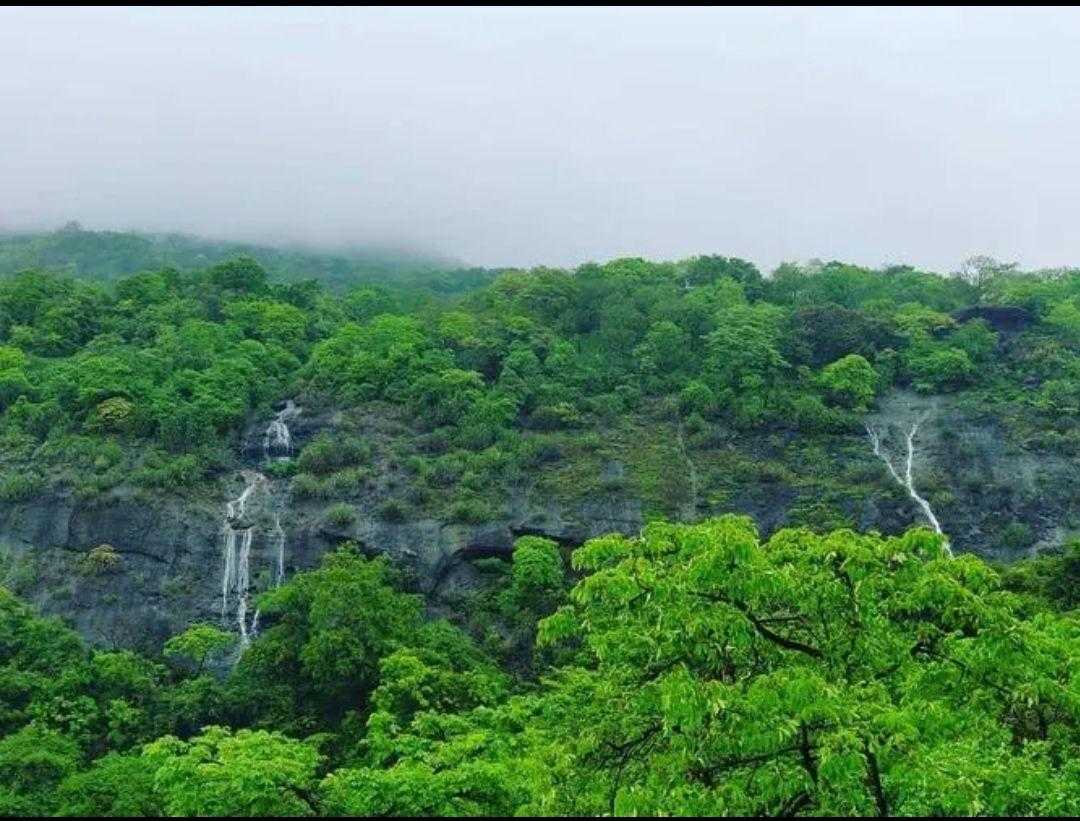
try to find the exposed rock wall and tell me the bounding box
[3,390,1076,650]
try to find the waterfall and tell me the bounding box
[270,512,286,587]
[867,415,952,556]
[263,401,298,592]
[264,400,299,459]
[221,471,264,647]
[235,527,254,644]
[221,530,236,622]
[219,401,301,653]
[248,512,289,635]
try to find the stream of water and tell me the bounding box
[221,471,263,645]
[220,402,300,649]
[867,415,952,556]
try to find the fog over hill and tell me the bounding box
[0,224,480,292]
[5,8,1080,271]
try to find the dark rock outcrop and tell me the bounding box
[3,390,1077,651]
[951,305,1034,333]
[0,471,645,651]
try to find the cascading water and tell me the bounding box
[221,471,263,646]
[270,512,286,587]
[866,413,952,556]
[219,401,300,652]
[264,400,300,459]
[263,402,296,592]
[248,511,288,635]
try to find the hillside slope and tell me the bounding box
[0,224,485,292]
[0,250,1077,650]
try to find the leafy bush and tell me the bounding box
[325,502,357,528]
[297,433,372,475]
[0,472,44,501]
[132,454,206,489]
[529,402,582,430]
[377,499,408,522]
[447,496,495,524]
[265,457,298,479]
[999,521,1035,552]
[77,544,122,576]
[290,472,323,499]
[908,346,975,392]
[818,353,877,409]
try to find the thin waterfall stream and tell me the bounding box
[220,400,301,650]
[264,399,299,459]
[221,470,264,646]
[866,413,952,556]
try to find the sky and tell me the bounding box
[2,6,1080,272]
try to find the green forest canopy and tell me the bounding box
[0,238,1076,507]
[1,239,1080,813]
[0,224,480,292]
[3,519,1080,815]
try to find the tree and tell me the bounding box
[950,318,998,363]
[320,754,523,817]
[955,255,1018,293]
[223,299,309,354]
[0,367,33,410]
[679,380,718,416]
[818,353,877,409]
[56,752,160,817]
[0,724,81,815]
[1045,298,1080,344]
[532,517,1080,816]
[908,345,975,392]
[322,622,524,817]
[230,548,422,732]
[501,536,565,620]
[704,304,786,425]
[163,624,233,675]
[206,256,269,294]
[304,316,432,401]
[145,726,321,816]
[634,320,690,390]
[781,304,900,368]
[684,255,765,299]
[406,368,485,428]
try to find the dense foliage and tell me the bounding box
[2,237,1080,814]
[0,224,468,291]
[3,520,1080,816]
[0,239,1076,537]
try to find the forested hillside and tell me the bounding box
[0,224,484,293]
[2,245,1080,814]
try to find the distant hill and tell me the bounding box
[0,224,495,294]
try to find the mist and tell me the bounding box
[3,6,1080,272]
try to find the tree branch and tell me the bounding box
[696,591,824,659]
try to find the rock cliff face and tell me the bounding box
[862,390,1080,559]
[2,390,1076,651]
[0,476,645,653]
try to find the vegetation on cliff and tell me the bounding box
[0,233,1076,537]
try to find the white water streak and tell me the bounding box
[867,415,952,556]
[222,472,264,647]
[220,402,299,654]
[270,512,286,587]
[264,400,299,458]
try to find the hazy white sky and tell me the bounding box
[3,6,1080,271]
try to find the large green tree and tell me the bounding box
[530,517,1080,816]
